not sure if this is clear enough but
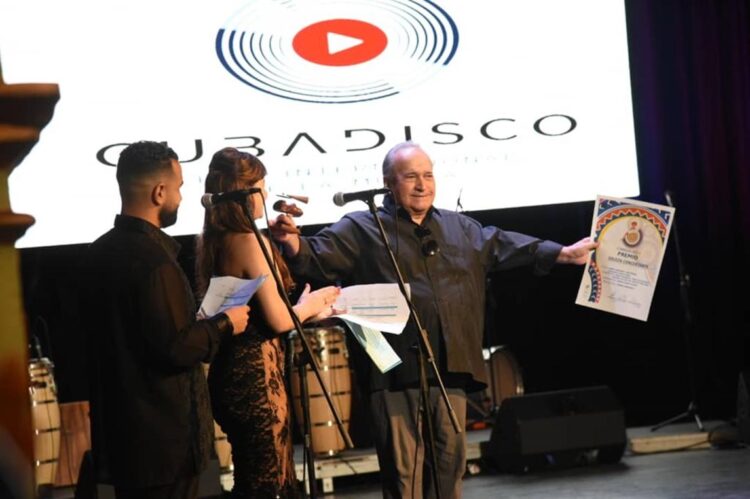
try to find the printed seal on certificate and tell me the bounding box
[623,220,643,247]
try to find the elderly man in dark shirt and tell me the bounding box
[271,141,595,498]
[82,141,249,499]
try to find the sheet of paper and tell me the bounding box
[339,318,402,373]
[576,195,675,321]
[332,283,410,335]
[198,275,267,318]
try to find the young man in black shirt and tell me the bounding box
[82,141,249,499]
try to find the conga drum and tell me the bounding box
[28,358,61,489]
[290,326,352,456]
[484,346,524,410]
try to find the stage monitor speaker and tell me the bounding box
[737,370,750,444]
[488,385,626,472]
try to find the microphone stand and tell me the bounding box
[486,346,499,416]
[365,197,461,499]
[651,191,704,432]
[484,278,500,416]
[239,203,353,497]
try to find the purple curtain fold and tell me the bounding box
[627,0,750,395]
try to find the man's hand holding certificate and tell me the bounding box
[576,195,675,321]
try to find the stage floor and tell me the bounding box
[326,444,750,498]
[287,420,750,498]
[51,421,750,498]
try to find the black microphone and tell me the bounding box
[332,187,390,207]
[414,226,431,239]
[201,188,261,208]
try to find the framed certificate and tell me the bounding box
[576,195,675,321]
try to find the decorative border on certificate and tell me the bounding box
[576,195,675,321]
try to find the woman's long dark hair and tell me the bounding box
[195,147,293,297]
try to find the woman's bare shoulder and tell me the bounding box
[222,231,271,257]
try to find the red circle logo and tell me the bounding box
[293,19,388,67]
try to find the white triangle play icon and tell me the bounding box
[327,32,364,55]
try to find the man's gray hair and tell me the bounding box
[382,141,423,182]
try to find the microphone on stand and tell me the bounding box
[278,193,309,204]
[201,188,261,208]
[332,188,390,207]
[273,200,304,217]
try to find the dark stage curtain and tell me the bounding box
[626,0,750,415]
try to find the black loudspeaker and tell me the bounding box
[488,385,627,472]
[737,370,750,444]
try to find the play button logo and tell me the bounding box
[216,1,458,103]
[328,32,363,54]
[293,19,388,67]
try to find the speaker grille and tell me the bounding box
[489,385,626,472]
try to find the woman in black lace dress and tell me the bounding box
[196,147,340,498]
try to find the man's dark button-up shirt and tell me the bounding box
[288,196,562,393]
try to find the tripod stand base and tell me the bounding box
[651,401,704,432]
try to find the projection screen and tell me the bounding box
[0,0,639,248]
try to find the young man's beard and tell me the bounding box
[159,205,179,228]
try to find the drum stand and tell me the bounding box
[293,346,318,496]
[365,197,461,499]
[240,202,353,498]
[651,191,704,433]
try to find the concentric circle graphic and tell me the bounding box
[216,0,459,104]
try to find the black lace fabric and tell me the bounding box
[208,328,299,498]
